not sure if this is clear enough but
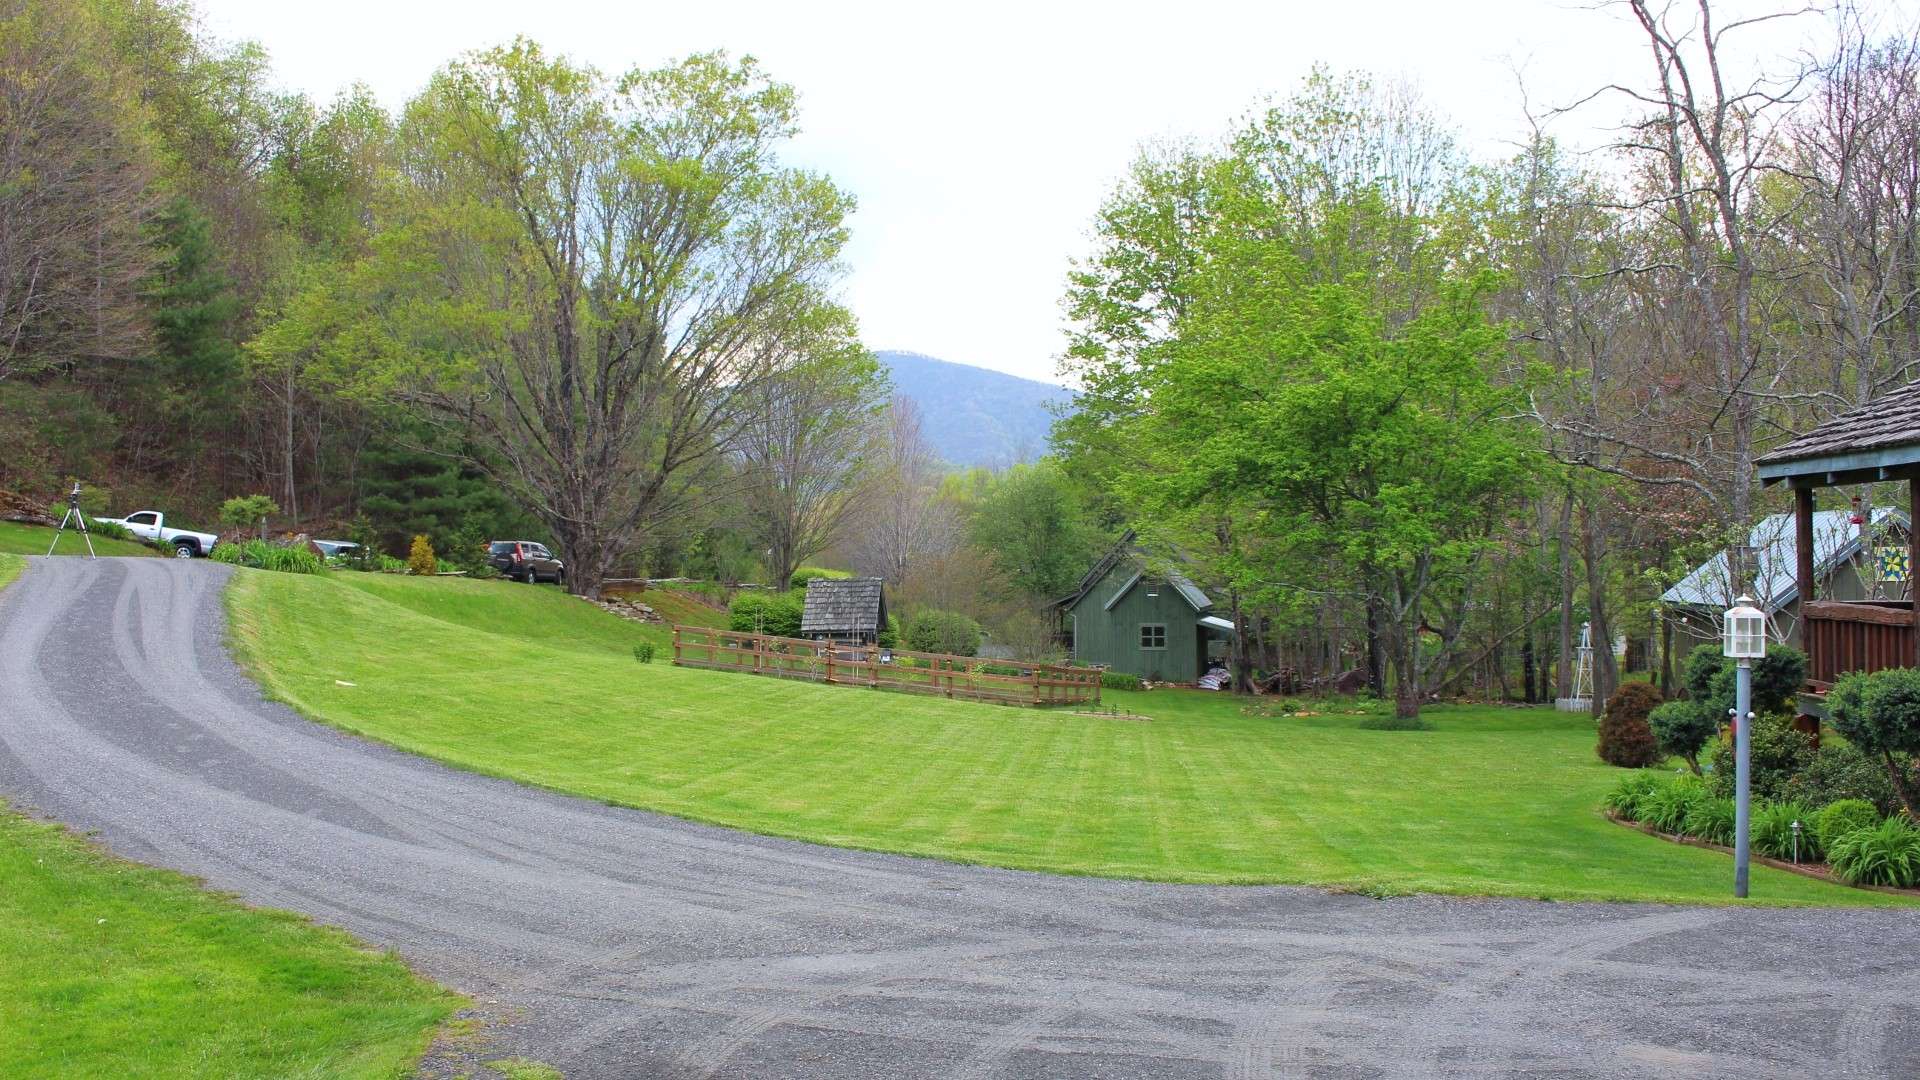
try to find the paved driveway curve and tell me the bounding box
[0,557,1914,1078]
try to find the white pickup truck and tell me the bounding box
[95,511,221,558]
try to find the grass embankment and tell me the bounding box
[629,584,729,629]
[227,569,1906,905]
[0,553,21,589]
[0,809,460,1079]
[0,520,159,559]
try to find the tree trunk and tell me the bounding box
[1230,590,1253,694]
[1555,491,1575,700]
[1522,636,1537,704]
[1365,589,1385,695]
[1582,501,1619,715]
[1393,627,1422,719]
[1659,613,1675,696]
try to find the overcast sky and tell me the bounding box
[194,0,1881,384]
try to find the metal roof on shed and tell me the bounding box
[1660,507,1904,610]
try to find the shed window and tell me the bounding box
[1140,624,1166,649]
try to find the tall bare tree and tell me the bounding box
[736,311,887,587]
[0,0,159,382]
[848,396,958,586]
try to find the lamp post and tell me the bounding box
[1723,595,1766,898]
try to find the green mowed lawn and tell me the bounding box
[0,520,160,559]
[228,569,1905,905]
[0,807,460,1078]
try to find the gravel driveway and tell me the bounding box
[0,556,1914,1079]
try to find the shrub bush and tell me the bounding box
[210,540,251,566]
[209,539,322,575]
[1639,777,1706,835]
[1782,738,1901,815]
[1603,771,1666,820]
[903,608,982,657]
[1100,670,1142,692]
[789,567,849,590]
[1687,642,1807,719]
[84,517,140,543]
[1812,798,1882,851]
[1827,816,1920,887]
[632,643,654,664]
[1827,667,1920,816]
[728,591,804,637]
[1682,795,1737,845]
[1682,643,1726,703]
[1597,681,1664,768]
[1707,714,1816,803]
[1752,800,1821,863]
[1648,699,1718,774]
[407,534,436,577]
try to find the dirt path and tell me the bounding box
[1,557,1912,1079]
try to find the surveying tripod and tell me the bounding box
[46,482,96,559]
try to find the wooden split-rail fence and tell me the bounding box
[670,625,1101,707]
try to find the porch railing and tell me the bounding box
[1802,600,1915,688]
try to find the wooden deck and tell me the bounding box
[670,625,1102,707]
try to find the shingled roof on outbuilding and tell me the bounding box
[800,577,888,639]
[1756,381,1920,485]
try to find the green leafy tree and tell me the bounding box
[1127,266,1537,719]
[968,460,1105,603]
[218,494,279,539]
[261,44,856,599]
[903,609,982,657]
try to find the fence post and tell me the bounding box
[754,632,763,676]
[672,625,681,666]
[825,642,835,685]
[867,643,879,687]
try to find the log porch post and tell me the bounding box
[1795,486,1815,650]
[1911,478,1919,667]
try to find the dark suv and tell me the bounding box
[488,540,565,585]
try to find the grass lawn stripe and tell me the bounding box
[227,568,1910,906]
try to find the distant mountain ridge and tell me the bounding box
[875,351,1073,468]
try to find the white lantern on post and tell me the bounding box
[1723,595,1766,659]
[1722,593,1764,898]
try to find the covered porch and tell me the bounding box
[1755,382,1920,705]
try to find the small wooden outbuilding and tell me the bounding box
[800,577,889,645]
[1051,532,1235,683]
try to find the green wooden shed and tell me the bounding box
[1053,533,1235,682]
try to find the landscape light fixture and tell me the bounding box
[1723,594,1765,898]
[1790,819,1802,864]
